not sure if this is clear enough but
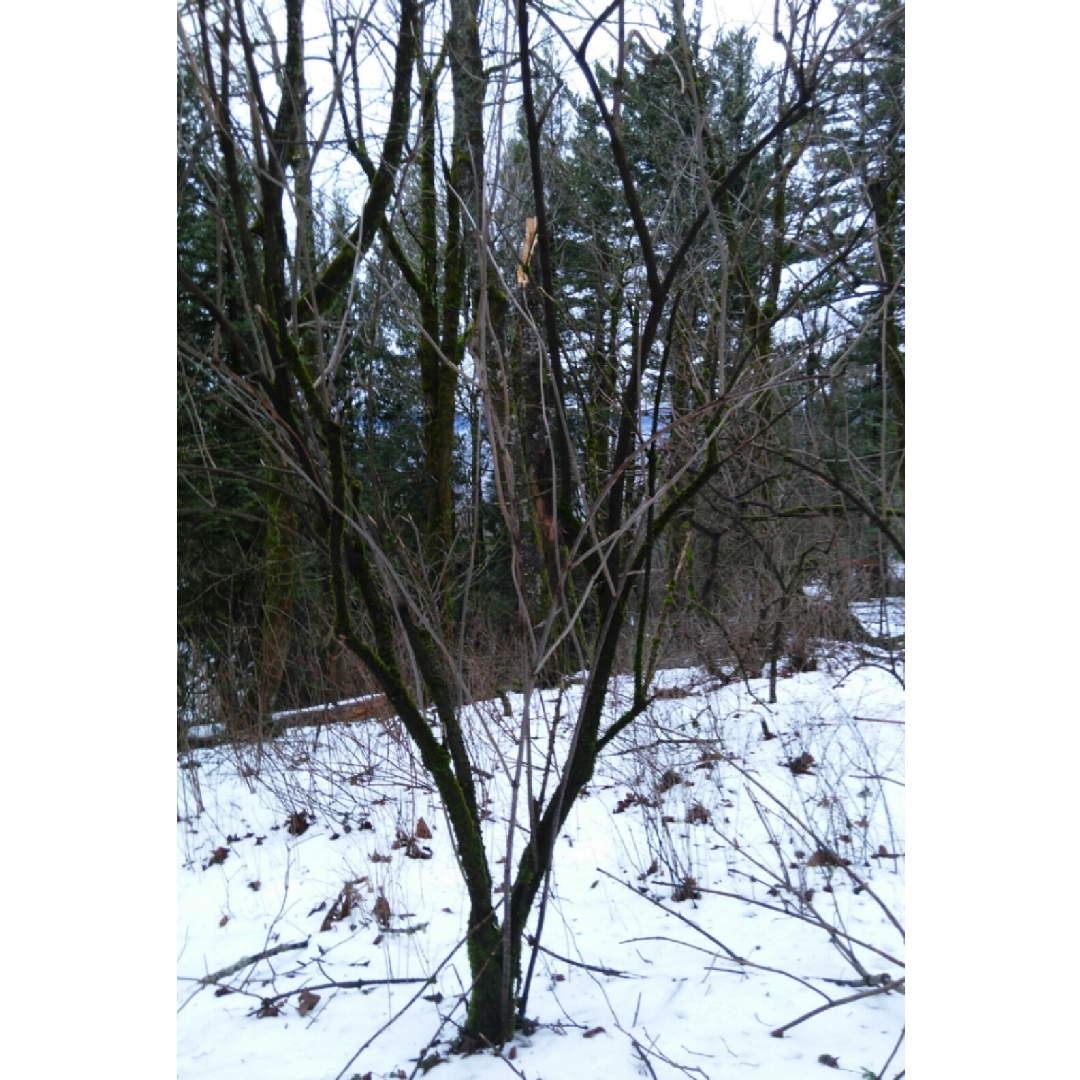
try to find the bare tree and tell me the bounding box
[177,0,894,1046]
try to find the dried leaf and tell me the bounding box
[205,847,230,869]
[297,988,320,1017]
[403,838,433,860]
[370,852,392,863]
[871,845,902,860]
[256,1001,280,1018]
[817,1054,839,1068]
[218,915,229,927]
[807,849,850,868]
[321,883,359,932]
[583,1026,606,1038]
[248,880,261,891]
[287,811,311,836]
[788,752,815,775]
[672,877,701,902]
[656,769,683,793]
[415,817,432,839]
[615,792,658,814]
[374,895,391,928]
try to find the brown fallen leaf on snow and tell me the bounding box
[871,844,903,860]
[404,838,433,860]
[806,849,850,868]
[321,882,359,932]
[787,752,815,775]
[415,817,432,839]
[638,859,659,881]
[656,769,683,793]
[672,877,701,902]
[374,895,392,927]
[583,1026,607,1038]
[205,847,230,868]
[297,988,320,1017]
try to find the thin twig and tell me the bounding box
[195,939,310,986]
[621,933,830,1003]
[725,755,907,942]
[770,977,904,1038]
[634,1026,711,1080]
[260,975,432,1005]
[852,773,905,786]
[528,937,636,978]
[598,869,739,960]
[661,884,904,968]
[632,1038,660,1080]
[332,929,472,1080]
[875,1025,905,1079]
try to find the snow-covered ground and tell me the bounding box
[178,638,904,1079]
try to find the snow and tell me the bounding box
[187,723,225,739]
[178,625,904,1079]
[850,600,905,639]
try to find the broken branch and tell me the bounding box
[197,939,310,985]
